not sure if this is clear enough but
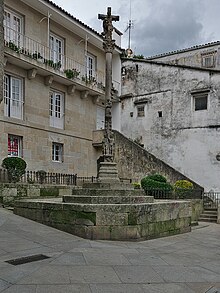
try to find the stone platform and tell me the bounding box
[14,185,191,241]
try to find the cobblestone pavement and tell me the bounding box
[0,208,220,293]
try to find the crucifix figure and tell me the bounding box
[98,7,119,162]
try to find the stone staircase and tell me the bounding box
[199,208,218,223]
[14,182,192,241]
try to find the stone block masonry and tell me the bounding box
[113,130,203,188]
[14,187,192,241]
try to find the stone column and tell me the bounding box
[98,7,120,183]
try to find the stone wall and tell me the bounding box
[14,198,191,241]
[189,199,203,223]
[0,183,72,206]
[113,130,202,189]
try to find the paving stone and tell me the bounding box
[123,252,168,266]
[186,283,215,293]
[157,251,204,266]
[16,266,71,284]
[90,283,144,292]
[49,252,86,265]
[153,265,220,283]
[36,284,91,293]
[142,283,195,293]
[0,263,43,284]
[113,265,164,283]
[0,279,10,292]
[206,287,220,293]
[68,266,121,284]
[2,285,37,293]
[83,251,130,265]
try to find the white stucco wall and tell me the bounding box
[121,59,220,191]
[112,53,121,131]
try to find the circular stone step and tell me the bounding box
[72,189,146,197]
[63,195,154,204]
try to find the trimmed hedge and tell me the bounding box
[174,180,193,199]
[2,157,27,183]
[141,174,173,198]
[145,174,167,183]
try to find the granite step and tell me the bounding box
[63,195,154,204]
[198,217,217,223]
[199,208,217,223]
[72,189,145,197]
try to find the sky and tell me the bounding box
[52,0,220,57]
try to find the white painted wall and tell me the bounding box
[112,53,121,131]
[121,59,220,191]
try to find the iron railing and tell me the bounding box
[144,188,203,200]
[4,26,105,90]
[0,169,132,186]
[0,169,76,185]
[203,192,220,209]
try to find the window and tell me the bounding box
[86,53,96,80]
[50,91,64,129]
[158,111,163,118]
[194,96,207,111]
[201,52,216,68]
[137,105,145,117]
[8,134,23,157]
[4,8,23,46]
[52,143,63,162]
[4,74,23,119]
[192,91,209,111]
[50,33,64,66]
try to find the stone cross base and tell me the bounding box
[98,161,120,183]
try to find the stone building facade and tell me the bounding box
[121,58,220,191]
[0,0,3,104]
[0,0,121,175]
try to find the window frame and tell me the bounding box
[52,142,63,162]
[192,90,209,112]
[137,105,145,117]
[4,7,23,46]
[8,134,23,157]
[49,32,64,66]
[201,52,216,68]
[4,73,24,119]
[86,52,96,80]
[49,90,65,129]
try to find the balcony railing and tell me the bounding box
[4,26,105,90]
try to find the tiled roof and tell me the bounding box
[146,41,220,60]
[121,56,220,73]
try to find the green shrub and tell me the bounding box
[141,174,173,198]
[132,182,141,189]
[146,174,167,183]
[174,180,193,189]
[2,157,27,183]
[174,180,193,199]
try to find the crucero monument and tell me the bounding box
[97,8,120,183]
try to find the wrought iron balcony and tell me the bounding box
[4,26,105,93]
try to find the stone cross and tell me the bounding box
[98,7,119,162]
